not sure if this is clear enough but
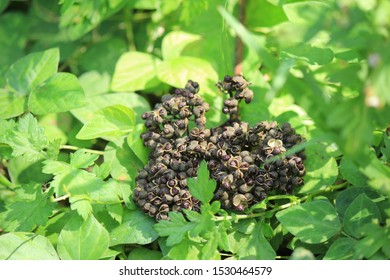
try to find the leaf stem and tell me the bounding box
[60,145,105,156]
[213,182,348,222]
[0,173,14,189]
[53,194,70,202]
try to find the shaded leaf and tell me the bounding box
[343,193,381,239]
[237,222,276,260]
[276,199,341,244]
[110,209,158,246]
[323,237,357,260]
[4,185,54,231]
[153,212,197,246]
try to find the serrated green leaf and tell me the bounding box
[57,213,110,260]
[6,48,59,94]
[343,193,381,239]
[76,105,135,140]
[237,222,276,260]
[3,113,48,161]
[201,232,220,260]
[28,72,85,115]
[42,160,72,175]
[70,149,99,168]
[111,51,161,92]
[69,195,92,220]
[276,200,341,244]
[187,160,216,204]
[106,203,123,223]
[323,237,357,260]
[93,161,111,180]
[110,209,158,245]
[161,31,201,60]
[154,212,197,246]
[3,184,54,231]
[0,232,59,260]
[166,237,202,260]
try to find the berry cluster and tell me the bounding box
[133,76,306,220]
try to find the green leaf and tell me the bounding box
[323,237,357,260]
[300,140,338,193]
[71,92,150,124]
[70,149,99,169]
[353,223,390,259]
[7,156,51,184]
[4,185,54,231]
[28,72,85,114]
[0,88,27,119]
[104,139,144,183]
[282,44,334,65]
[6,48,59,94]
[290,247,315,260]
[161,31,201,60]
[339,157,368,186]
[69,195,92,220]
[343,193,381,239]
[276,199,341,244]
[79,37,127,75]
[0,0,9,14]
[165,237,202,260]
[106,203,123,223]
[218,6,278,72]
[128,248,163,260]
[153,212,197,246]
[111,51,161,92]
[237,222,276,260]
[76,105,136,140]
[127,124,150,165]
[57,213,110,260]
[157,56,218,94]
[0,233,59,260]
[110,209,158,245]
[35,211,73,248]
[335,187,381,219]
[187,160,216,204]
[3,113,47,161]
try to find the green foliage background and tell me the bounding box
[0,0,389,260]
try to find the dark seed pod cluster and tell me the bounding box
[134,80,209,220]
[133,76,306,220]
